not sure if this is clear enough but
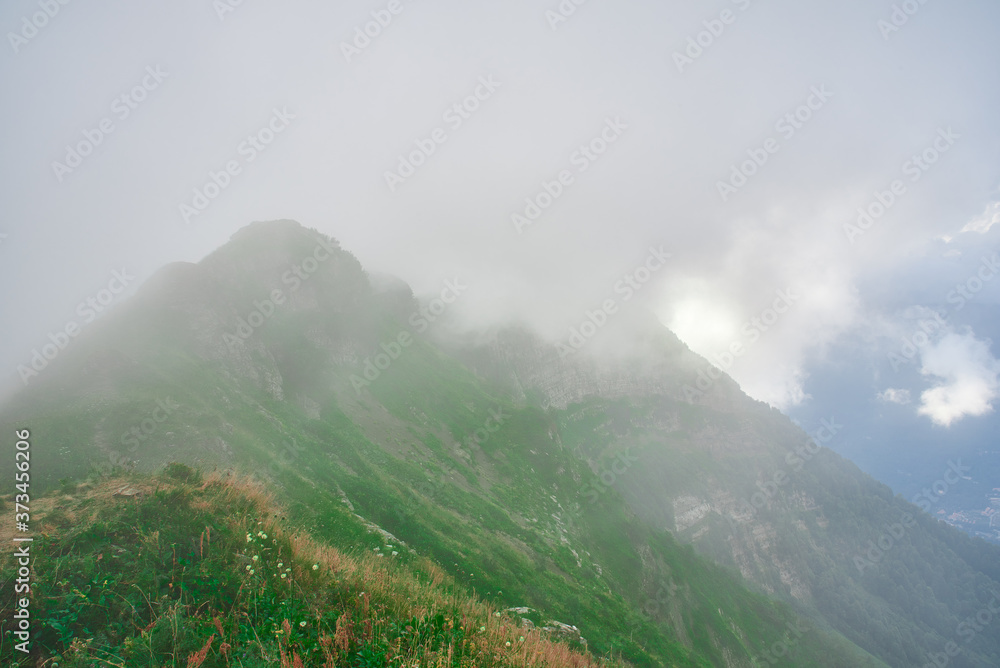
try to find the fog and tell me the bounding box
[2,0,999,418]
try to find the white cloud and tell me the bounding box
[661,203,861,411]
[878,388,911,405]
[960,197,1000,235]
[741,364,811,410]
[917,332,1000,426]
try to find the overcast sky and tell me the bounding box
[2,0,999,427]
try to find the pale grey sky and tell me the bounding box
[2,0,999,422]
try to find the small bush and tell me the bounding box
[163,461,202,484]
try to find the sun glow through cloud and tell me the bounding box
[668,298,739,359]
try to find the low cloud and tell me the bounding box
[662,205,861,411]
[917,331,1000,427]
[960,193,1000,235]
[878,388,911,405]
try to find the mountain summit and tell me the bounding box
[3,220,999,667]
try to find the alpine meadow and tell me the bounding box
[2,2,1000,667]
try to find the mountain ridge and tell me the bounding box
[3,219,998,667]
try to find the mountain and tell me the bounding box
[786,329,1000,546]
[1,466,617,667]
[2,219,999,667]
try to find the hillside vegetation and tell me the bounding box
[2,220,997,667]
[1,465,620,667]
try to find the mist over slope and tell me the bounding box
[3,220,998,668]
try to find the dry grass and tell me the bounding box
[201,471,621,668]
[5,469,623,668]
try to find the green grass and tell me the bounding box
[0,466,625,668]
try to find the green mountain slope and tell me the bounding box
[1,467,626,667]
[447,328,1000,668]
[3,219,997,667]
